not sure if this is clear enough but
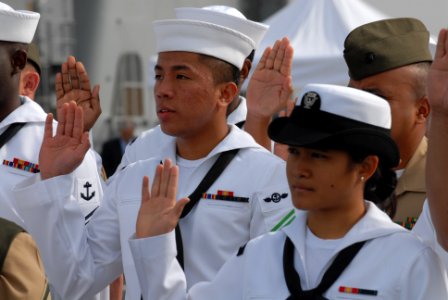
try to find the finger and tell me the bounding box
[77,61,92,91]
[44,113,54,141]
[91,84,101,114]
[443,28,448,58]
[256,46,271,71]
[141,176,151,204]
[55,73,65,100]
[280,38,294,76]
[435,29,446,59]
[265,39,281,70]
[68,56,80,90]
[167,165,179,201]
[273,38,286,71]
[151,163,163,198]
[64,101,76,136]
[173,198,190,219]
[56,103,67,136]
[72,106,84,140]
[160,159,173,197]
[61,62,71,93]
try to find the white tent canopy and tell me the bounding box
[245,0,393,92]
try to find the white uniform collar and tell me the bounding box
[283,201,405,257]
[0,96,47,129]
[227,96,247,125]
[159,124,264,164]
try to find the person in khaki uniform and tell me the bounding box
[0,218,50,300]
[344,18,432,228]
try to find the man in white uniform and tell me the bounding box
[0,2,102,231]
[12,8,294,300]
[119,6,293,169]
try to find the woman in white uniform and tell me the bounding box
[130,83,448,299]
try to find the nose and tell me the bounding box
[155,77,174,99]
[287,153,311,179]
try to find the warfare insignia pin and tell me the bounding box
[264,192,288,203]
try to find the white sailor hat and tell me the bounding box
[0,2,40,44]
[268,84,400,168]
[175,6,269,49]
[153,17,255,69]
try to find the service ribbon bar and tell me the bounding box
[339,286,378,296]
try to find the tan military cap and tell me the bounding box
[343,18,432,80]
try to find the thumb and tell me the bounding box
[174,197,190,219]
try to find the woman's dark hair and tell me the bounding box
[349,150,398,218]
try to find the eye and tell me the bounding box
[176,74,190,80]
[287,147,299,155]
[154,74,163,80]
[311,151,328,159]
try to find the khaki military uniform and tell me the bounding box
[0,218,50,300]
[394,137,427,227]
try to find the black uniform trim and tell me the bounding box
[237,244,247,256]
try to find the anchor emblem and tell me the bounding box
[81,181,95,201]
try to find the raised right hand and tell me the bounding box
[39,101,90,180]
[136,159,190,238]
[428,28,448,116]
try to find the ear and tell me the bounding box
[20,70,40,97]
[11,50,27,75]
[217,82,238,108]
[359,155,379,182]
[415,96,430,124]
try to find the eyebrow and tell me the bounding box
[362,88,388,100]
[154,64,192,72]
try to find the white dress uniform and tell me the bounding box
[118,96,247,170]
[12,125,294,300]
[129,201,448,300]
[413,200,448,269]
[0,97,106,300]
[0,97,102,225]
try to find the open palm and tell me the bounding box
[39,102,91,180]
[136,159,190,238]
[246,37,294,118]
[55,56,101,132]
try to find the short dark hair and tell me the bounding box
[199,54,240,86]
[408,61,431,99]
[0,41,28,52]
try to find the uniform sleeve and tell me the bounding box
[400,246,448,300]
[413,201,448,269]
[0,232,49,300]
[12,173,123,299]
[129,232,245,300]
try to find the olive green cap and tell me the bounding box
[27,42,41,75]
[343,18,432,80]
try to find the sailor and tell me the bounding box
[118,5,293,169]
[130,84,448,299]
[12,7,294,299]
